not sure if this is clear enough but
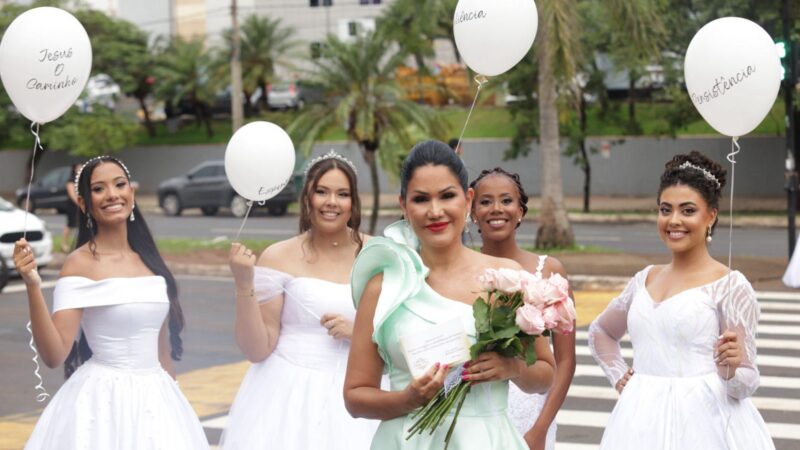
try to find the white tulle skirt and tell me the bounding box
[25,360,209,450]
[220,352,379,449]
[600,372,775,450]
[507,383,556,450]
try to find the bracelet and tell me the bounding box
[235,288,255,298]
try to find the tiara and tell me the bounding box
[678,161,721,189]
[74,156,132,193]
[303,149,357,178]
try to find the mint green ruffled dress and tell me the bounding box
[351,221,527,450]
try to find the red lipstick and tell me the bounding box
[426,222,448,232]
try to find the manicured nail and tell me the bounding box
[461,375,469,381]
[464,361,471,368]
[461,370,469,376]
[434,362,440,369]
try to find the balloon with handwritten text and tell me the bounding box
[684,17,782,137]
[0,7,92,124]
[225,122,296,202]
[453,0,538,77]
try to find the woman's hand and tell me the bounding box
[615,367,634,393]
[715,330,742,376]
[229,243,256,292]
[14,239,41,287]
[462,351,521,384]
[403,363,450,409]
[523,423,548,450]
[320,313,353,340]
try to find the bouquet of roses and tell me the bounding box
[406,268,576,448]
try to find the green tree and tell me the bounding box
[289,32,448,234]
[217,14,300,112]
[154,37,218,138]
[73,9,158,137]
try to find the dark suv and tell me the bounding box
[15,166,73,213]
[157,161,299,217]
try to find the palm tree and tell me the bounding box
[154,37,218,137]
[534,0,664,248]
[289,32,448,234]
[218,15,300,112]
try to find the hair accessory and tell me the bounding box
[74,156,132,193]
[678,161,721,189]
[303,149,357,179]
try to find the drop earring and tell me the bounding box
[706,226,712,243]
[130,204,136,222]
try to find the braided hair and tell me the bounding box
[469,167,529,229]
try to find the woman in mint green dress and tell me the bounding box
[344,141,555,449]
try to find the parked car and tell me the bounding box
[0,197,53,292]
[15,166,73,213]
[157,161,300,218]
[265,81,324,110]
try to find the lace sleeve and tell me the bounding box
[716,272,761,399]
[253,267,293,304]
[589,270,643,387]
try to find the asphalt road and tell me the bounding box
[38,211,792,258]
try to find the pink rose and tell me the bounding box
[478,269,498,291]
[515,304,546,335]
[542,297,576,334]
[494,268,524,293]
[522,279,548,308]
[547,273,570,301]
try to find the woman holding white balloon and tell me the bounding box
[14,156,209,450]
[221,149,379,449]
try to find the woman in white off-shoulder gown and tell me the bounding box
[589,151,774,450]
[14,156,207,450]
[222,151,378,449]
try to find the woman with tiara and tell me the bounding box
[221,150,379,449]
[589,151,775,449]
[344,141,554,449]
[470,167,575,450]
[13,156,208,449]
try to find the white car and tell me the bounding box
[0,197,53,276]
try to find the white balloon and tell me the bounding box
[453,0,538,77]
[684,17,782,137]
[225,122,296,202]
[0,7,92,124]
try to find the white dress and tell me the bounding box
[220,267,379,449]
[507,255,556,450]
[588,266,775,450]
[25,276,209,450]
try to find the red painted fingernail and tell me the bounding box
[434,362,440,369]
[464,361,471,368]
[461,370,469,376]
[462,375,469,381]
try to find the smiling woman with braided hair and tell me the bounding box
[469,167,576,450]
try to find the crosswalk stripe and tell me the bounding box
[761,312,800,323]
[565,385,800,411]
[554,410,800,441]
[755,291,800,302]
[759,324,800,335]
[574,331,800,350]
[760,302,800,311]
[574,346,800,369]
[573,363,800,390]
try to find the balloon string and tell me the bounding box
[233,201,254,242]
[722,136,739,448]
[26,321,50,403]
[454,75,489,154]
[23,122,44,239]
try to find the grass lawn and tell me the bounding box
[129,99,786,148]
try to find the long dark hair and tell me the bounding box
[64,156,185,378]
[299,156,363,254]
